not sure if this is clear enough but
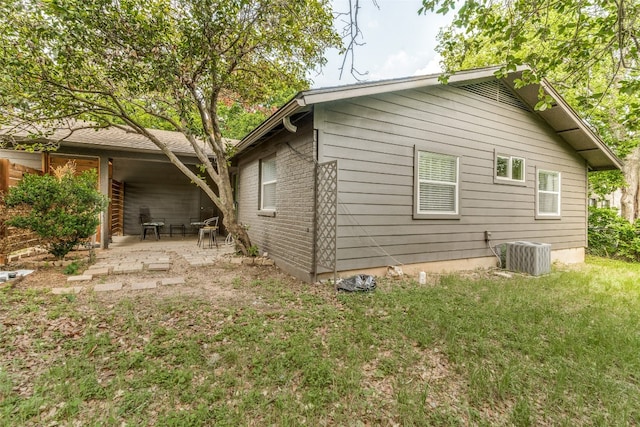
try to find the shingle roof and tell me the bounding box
[0,121,238,157]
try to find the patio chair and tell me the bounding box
[140,212,165,240]
[197,216,219,248]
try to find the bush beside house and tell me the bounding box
[3,163,108,259]
[588,207,640,261]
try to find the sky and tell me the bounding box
[310,0,456,89]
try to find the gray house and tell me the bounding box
[233,67,622,282]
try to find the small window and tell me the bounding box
[496,154,525,182]
[415,150,459,217]
[537,169,561,217]
[260,156,276,211]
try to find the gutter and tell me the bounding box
[235,97,308,153]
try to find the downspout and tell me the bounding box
[283,116,297,133]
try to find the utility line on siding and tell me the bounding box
[285,142,405,268]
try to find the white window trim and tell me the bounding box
[414,148,461,219]
[494,151,526,185]
[260,156,277,213]
[536,168,561,219]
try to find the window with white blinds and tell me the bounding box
[260,156,277,211]
[537,169,561,217]
[416,151,459,216]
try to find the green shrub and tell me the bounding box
[588,207,640,261]
[247,245,259,257]
[4,163,108,259]
[63,261,80,275]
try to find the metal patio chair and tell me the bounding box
[140,212,165,240]
[197,216,219,248]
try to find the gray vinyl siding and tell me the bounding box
[237,117,316,282]
[315,84,587,271]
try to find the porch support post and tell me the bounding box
[99,156,109,249]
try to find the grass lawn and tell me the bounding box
[1,257,640,426]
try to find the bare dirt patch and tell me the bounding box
[2,246,338,311]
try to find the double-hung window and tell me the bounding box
[260,156,277,211]
[495,153,525,183]
[537,169,561,217]
[415,149,459,218]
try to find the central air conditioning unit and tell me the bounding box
[505,241,551,276]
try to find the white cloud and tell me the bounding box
[369,50,441,81]
[367,18,380,30]
[414,53,444,76]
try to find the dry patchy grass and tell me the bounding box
[1,258,640,426]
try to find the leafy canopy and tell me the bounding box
[0,0,338,139]
[0,0,341,253]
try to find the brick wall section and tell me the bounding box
[237,116,316,282]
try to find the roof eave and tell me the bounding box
[234,98,307,153]
[235,66,622,171]
[234,67,513,155]
[57,139,202,158]
[540,79,623,171]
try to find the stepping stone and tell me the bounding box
[188,260,212,266]
[84,267,110,276]
[52,286,83,295]
[94,282,123,292]
[113,264,144,274]
[90,263,109,269]
[160,277,185,286]
[131,281,158,290]
[67,274,93,282]
[148,263,171,271]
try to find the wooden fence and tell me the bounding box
[0,159,44,264]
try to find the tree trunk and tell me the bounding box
[224,216,251,254]
[621,146,640,222]
[142,127,251,254]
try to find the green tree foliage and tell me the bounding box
[218,88,295,140]
[0,0,341,253]
[4,166,108,259]
[421,0,640,220]
[589,170,626,201]
[588,207,640,261]
[421,0,639,100]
